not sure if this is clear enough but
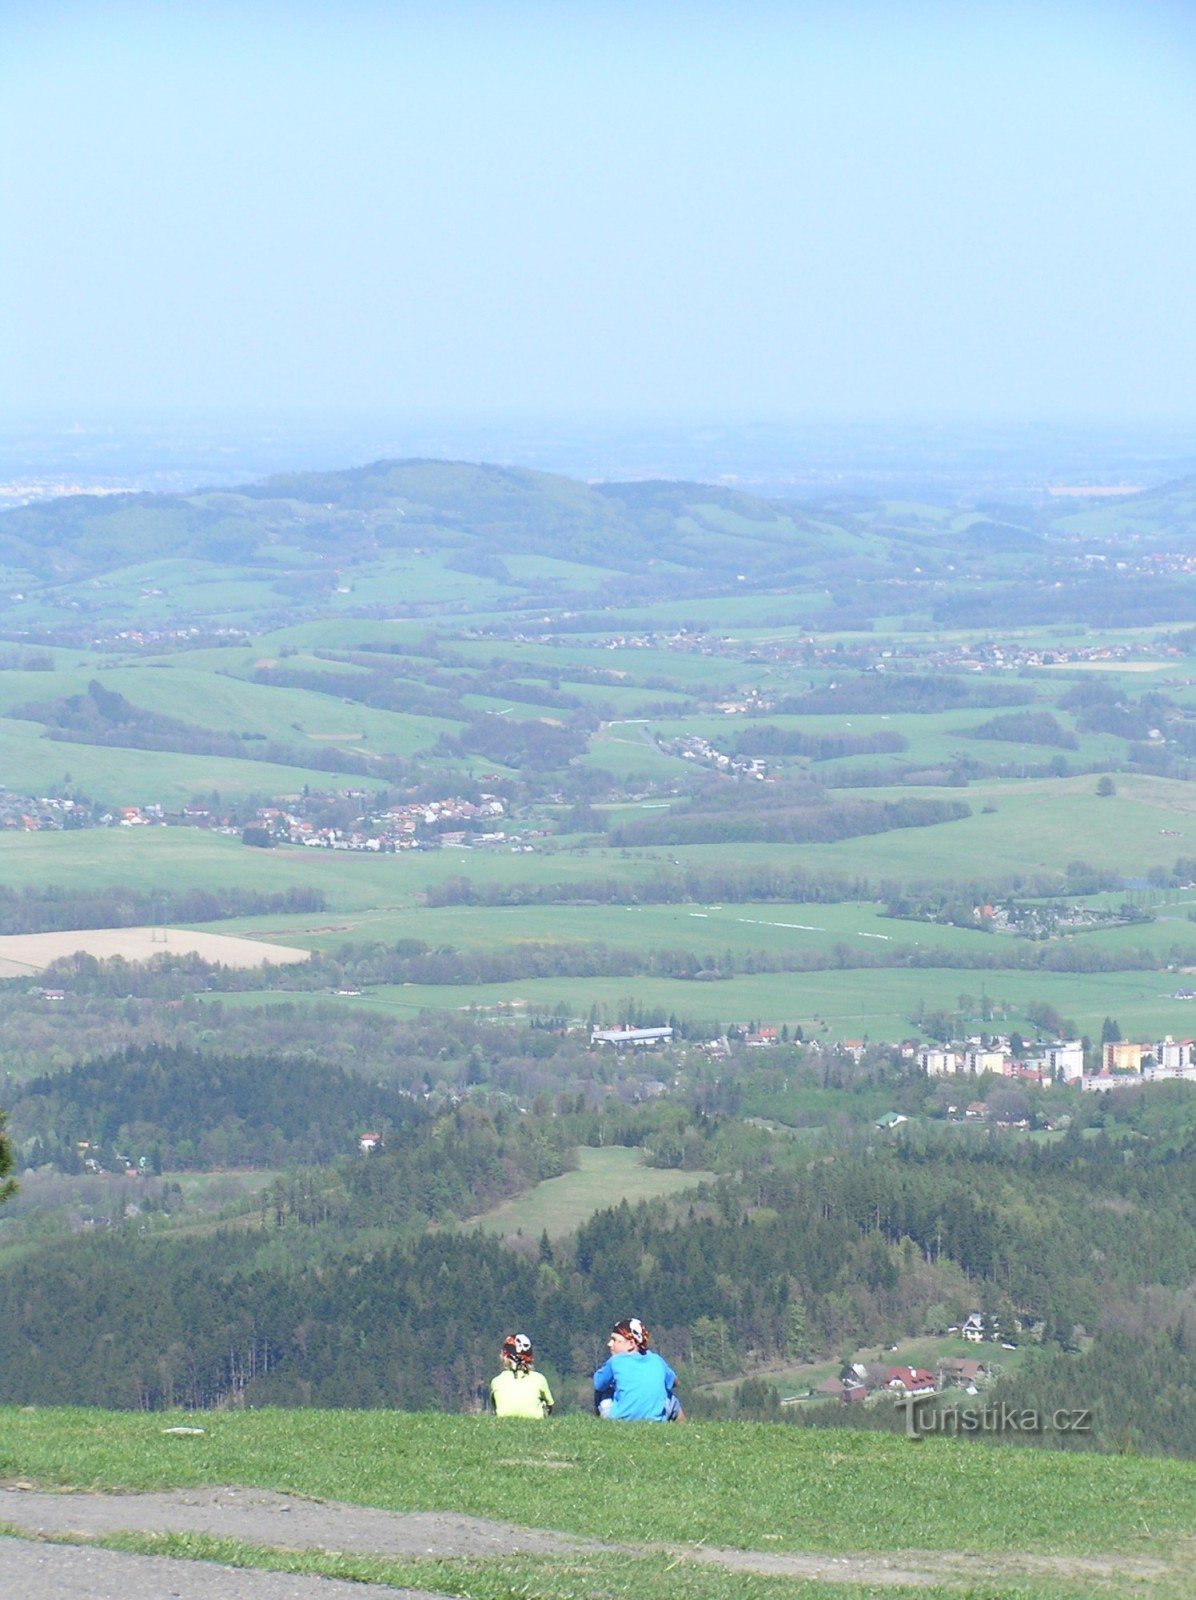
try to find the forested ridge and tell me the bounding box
[1,1087,1193,1454]
[15,1045,426,1169]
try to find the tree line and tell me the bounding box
[0,883,324,937]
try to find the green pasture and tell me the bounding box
[502,553,613,589]
[460,692,561,720]
[255,617,435,652]
[0,662,100,714]
[646,708,1127,774]
[69,663,458,758]
[0,718,394,806]
[0,828,414,906]
[583,724,693,779]
[557,679,685,713]
[465,1146,713,1239]
[0,593,113,630]
[4,768,1194,916]
[140,644,278,674]
[3,1406,1193,1566]
[241,896,992,961]
[449,635,774,691]
[772,774,1196,883]
[318,554,512,609]
[69,563,282,623]
[0,828,672,908]
[228,964,1196,1042]
[598,590,834,630]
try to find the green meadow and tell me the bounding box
[197,966,1195,1042]
[465,1146,715,1239]
[3,1406,1193,1587]
[0,717,394,806]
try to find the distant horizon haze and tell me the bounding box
[1,410,1193,506]
[4,1,1195,428]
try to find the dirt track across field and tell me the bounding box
[2,1486,1190,1595]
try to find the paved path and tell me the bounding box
[1,1486,588,1561]
[0,1537,448,1600]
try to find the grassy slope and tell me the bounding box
[3,1408,1192,1561]
[465,1147,715,1239]
[0,718,394,806]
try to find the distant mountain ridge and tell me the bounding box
[0,457,912,585]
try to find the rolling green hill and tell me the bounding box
[0,458,963,610]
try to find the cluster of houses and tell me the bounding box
[925,636,1182,672]
[0,791,93,831]
[918,1036,1084,1083]
[3,786,527,853]
[1080,548,1196,580]
[251,794,510,852]
[661,733,768,779]
[809,1351,993,1408]
[917,1033,1196,1092]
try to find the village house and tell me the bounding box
[939,1356,986,1388]
[875,1111,907,1131]
[745,1025,778,1047]
[816,1375,867,1403]
[885,1366,937,1397]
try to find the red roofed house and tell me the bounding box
[885,1366,937,1396]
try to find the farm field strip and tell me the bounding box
[197,966,1196,1041]
[0,925,312,976]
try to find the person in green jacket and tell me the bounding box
[489,1333,554,1418]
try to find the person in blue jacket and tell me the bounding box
[593,1316,684,1421]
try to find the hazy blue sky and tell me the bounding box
[4,0,1195,426]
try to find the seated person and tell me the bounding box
[593,1317,683,1421]
[489,1333,554,1418]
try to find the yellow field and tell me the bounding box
[0,925,312,978]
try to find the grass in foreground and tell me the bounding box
[2,1409,1193,1564]
[14,1529,1156,1600]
